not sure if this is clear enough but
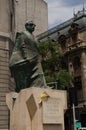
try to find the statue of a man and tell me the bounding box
[9,20,47,92]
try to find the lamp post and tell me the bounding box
[73,103,77,130]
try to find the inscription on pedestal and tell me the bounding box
[43,98,62,124]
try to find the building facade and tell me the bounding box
[38,9,86,129]
[0,0,48,130]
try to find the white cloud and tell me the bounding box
[44,0,86,28]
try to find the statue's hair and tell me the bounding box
[25,20,36,28]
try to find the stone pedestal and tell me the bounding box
[6,87,67,130]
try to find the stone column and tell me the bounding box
[81,51,86,102]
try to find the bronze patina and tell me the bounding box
[9,21,47,92]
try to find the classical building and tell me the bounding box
[0,0,48,130]
[38,9,86,129]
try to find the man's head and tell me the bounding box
[25,20,36,33]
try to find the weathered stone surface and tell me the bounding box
[6,87,67,130]
[43,98,63,124]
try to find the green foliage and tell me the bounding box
[39,39,72,89]
[39,40,63,70]
[56,69,73,89]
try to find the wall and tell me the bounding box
[14,0,48,35]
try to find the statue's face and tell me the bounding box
[26,23,36,33]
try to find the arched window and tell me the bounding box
[58,35,66,50]
[73,57,81,70]
[73,56,81,76]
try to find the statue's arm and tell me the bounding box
[19,33,27,59]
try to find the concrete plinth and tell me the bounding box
[6,87,67,130]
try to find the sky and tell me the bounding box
[44,0,86,29]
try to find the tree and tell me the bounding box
[39,39,73,90]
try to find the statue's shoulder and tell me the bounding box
[15,32,24,39]
[15,32,21,39]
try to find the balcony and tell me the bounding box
[65,40,86,53]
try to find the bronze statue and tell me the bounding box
[9,20,47,92]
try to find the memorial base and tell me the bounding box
[6,87,67,130]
